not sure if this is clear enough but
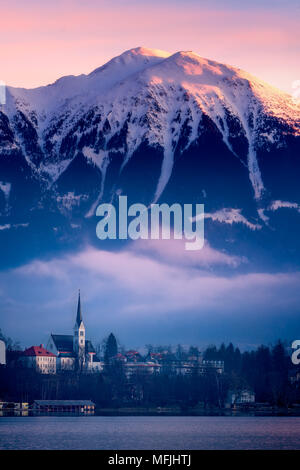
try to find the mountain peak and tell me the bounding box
[90,46,170,76]
[1,46,300,259]
[123,46,171,59]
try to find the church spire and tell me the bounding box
[74,289,86,367]
[76,289,83,326]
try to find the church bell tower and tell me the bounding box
[73,290,86,367]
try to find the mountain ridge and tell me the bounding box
[0,47,299,270]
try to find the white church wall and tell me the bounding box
[0,340,6,365]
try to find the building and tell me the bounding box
[161,358,224,375]
[202,360,224,374]
[33,400,95,413]
[124,361,161,378]
[47,291,103,373]
[124,350,143,362]
[110,352,162,377]
[0,339,5,365]
[227,389,255,407]
[0,402,29,411]
[20,345,56,374]
[289,368,300,385]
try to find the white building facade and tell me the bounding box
[20,345,56,374]
[0,339,6,365]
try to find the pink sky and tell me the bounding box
[0,2,299,93]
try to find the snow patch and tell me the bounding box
[82,146,107,170]
[41,159,72,183]
[0,182,11,200]
[258,208,270,224]
[84,150,110,218]
[57,192,88,211]
[202,208,262,230]
[14,223,29,228]
[269,200,300,212]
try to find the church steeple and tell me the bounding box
[76,290,83,326]
[73,289,85,367]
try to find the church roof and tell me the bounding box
[51,334,96,355]
[51,334,73,352]
[86,340,95,353]
[76,290,83,326]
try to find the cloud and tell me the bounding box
[132,238,245,268]
[2,242,300,347]
[14,244,300,316]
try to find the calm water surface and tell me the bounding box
[0,416,299,450]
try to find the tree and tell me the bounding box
[253,345,272,403]
[203,345,218,360]
[0,328,21,351]
[188,346,199,358]
[104,333,118,364]
[176,344,185,360]
[270,340,289,406]
[146,344,154,355]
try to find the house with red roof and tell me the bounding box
[124,350,142,362]
[20,344,56,374]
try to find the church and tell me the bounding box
[47,291,102,372]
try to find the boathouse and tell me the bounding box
[33,400,95,413]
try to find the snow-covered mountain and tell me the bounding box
[0,47,300,268]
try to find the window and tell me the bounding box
[80,331,84,336]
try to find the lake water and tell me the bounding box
[0,416,299,450]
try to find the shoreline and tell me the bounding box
[1,407,300,418]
